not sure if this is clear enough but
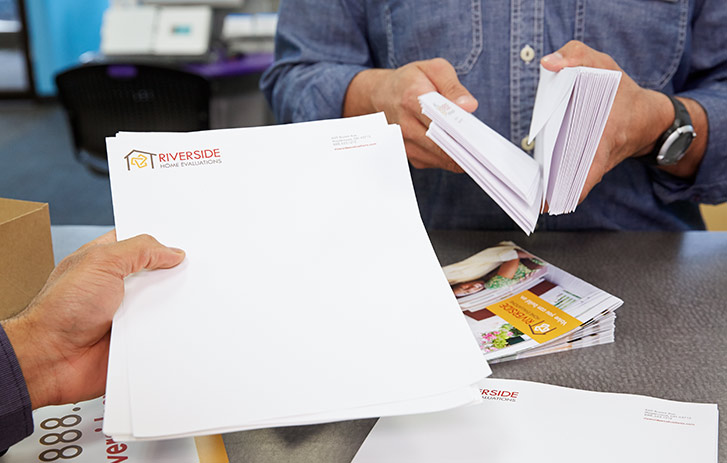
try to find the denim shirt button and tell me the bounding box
[520,45,535,63]
[521,136,535,151]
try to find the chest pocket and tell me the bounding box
[383,0,483,74]
[581,0,688,89]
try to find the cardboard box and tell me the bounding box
[0,198,54,320]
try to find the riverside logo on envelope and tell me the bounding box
[103,113,491,441]
[420,66,621,234]
[353,378,719,463]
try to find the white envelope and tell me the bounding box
[353,378,719,463]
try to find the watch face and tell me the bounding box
[658,126,695,165]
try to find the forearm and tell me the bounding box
[262,62,369,123]
[343,69,392,117]
[261,0,371,123]
[1,316,58,410]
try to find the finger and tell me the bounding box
[405,94,439,130]
[407,134,464,173]
[541,51,566,72]
[417,58,478,112]
[105,234,186,278]
[401,116,463,172]
[541,40,615,72]
[75,229,117,254]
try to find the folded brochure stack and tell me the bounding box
[444,242,622,363]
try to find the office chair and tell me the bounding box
[55,63,211,174]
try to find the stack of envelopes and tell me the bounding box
[420,66,621,234]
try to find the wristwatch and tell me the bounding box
[645,95,696,166]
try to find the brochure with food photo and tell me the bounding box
[443,242,623,363]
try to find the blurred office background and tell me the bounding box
[0,0,278,225]
[0,0,725,229]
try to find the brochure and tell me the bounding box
[444,242,623,363]
[353,378,719,463]
[0,397,207,463]
[420,66,621,234]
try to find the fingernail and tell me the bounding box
[455,95,476,107]
[170,247,186,255]
[541,52,564,65]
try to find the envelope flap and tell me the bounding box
[528,66,579,143]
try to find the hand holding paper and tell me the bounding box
[344,58,477,172]
[421,63,621,233]
[541,40,699,199]
[1,231,185,409]
[104,114,491,441]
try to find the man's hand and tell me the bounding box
[344,58,478,172]
[1,231,185,409]
[541,40,707,203]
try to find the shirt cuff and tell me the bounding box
[652,89,727,205]
[0,323,33,452]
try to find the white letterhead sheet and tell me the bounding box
[104,113,490,440]
[353,378,719,463]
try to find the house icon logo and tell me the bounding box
[529,320,557,336]
[434,102,453,117]
[124,150,159,171]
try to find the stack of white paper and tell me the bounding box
[353,378,719,463]
[103,113,491,441]
[420,66,621,234]
[443,242,622,363]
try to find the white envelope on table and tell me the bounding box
[353,378,719,463]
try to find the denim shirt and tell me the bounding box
[261,0,727,231]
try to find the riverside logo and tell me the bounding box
[434,101,454,117]
[124,148,222,171]
[480,388,520,403]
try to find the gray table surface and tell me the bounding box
[52,226,727,462]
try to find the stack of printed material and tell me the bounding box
[0,397,202,463]
[352,378,719,463]
[103,113,491,441]
[443,242,622,363]
[420,66,621,234]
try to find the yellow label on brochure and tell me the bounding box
[486,290,581,344]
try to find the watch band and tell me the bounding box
[644,95,694,165]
